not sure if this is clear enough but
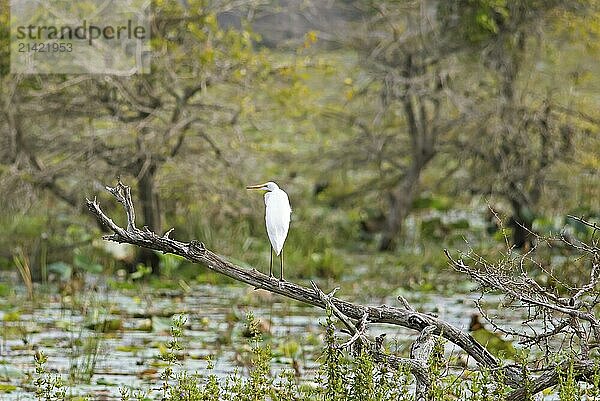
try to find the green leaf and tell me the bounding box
[47,262,72,280]
[73,253,103,274]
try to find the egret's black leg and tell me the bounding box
[269,248,273,277]
[280,249,284,281]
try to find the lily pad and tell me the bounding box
[85,319,123,333]
[0,364,24,380]
[0,383,17,393]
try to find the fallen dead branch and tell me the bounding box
[87,181,600,399]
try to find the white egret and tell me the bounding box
[246,182,291,280]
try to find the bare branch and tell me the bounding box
[86,181,522,387]
[506,360,597,401]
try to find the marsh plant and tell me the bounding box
[33,351,67,401]
[30,314,600,401]
[141,312,600,400]
[68,330,102,384]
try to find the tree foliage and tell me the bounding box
[0,0,598,275]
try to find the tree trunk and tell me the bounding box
[509,198,534,250]
[379,164,421,251]
[135,161,161,274]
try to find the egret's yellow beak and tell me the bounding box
[246,183,268,190]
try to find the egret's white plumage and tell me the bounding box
[264,183,291,255]
[246,181,292,279]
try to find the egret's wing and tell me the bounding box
[265,190,291,255]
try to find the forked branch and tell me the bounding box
[87,181,521,385]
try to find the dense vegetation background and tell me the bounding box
[1,0,599,289]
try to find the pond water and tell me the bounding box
[0,272,535,400]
